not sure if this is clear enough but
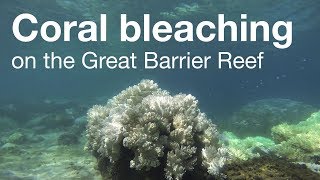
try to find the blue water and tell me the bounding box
[0,0,319,119]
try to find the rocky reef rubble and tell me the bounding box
[222,155,320,179]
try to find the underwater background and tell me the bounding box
[0,0,320,179]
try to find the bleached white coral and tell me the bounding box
[86,79,227,179]
[202,146,228,175]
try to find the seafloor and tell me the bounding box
[0,100,102,179]
[0,97,319,180]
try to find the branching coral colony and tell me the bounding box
[86,80,227,180]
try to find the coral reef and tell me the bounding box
[6,132,27,144]
[228,98,315,137]
[0,143,22,155]
[86,80,227,180]
[0,98,99,179]
[58,132,79,145]
[0,129,99,179]
[1,129,44,145]
[223,132,275,162]
[26,113,74,131]
[221,155,320,179]
[271,111,320,162]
